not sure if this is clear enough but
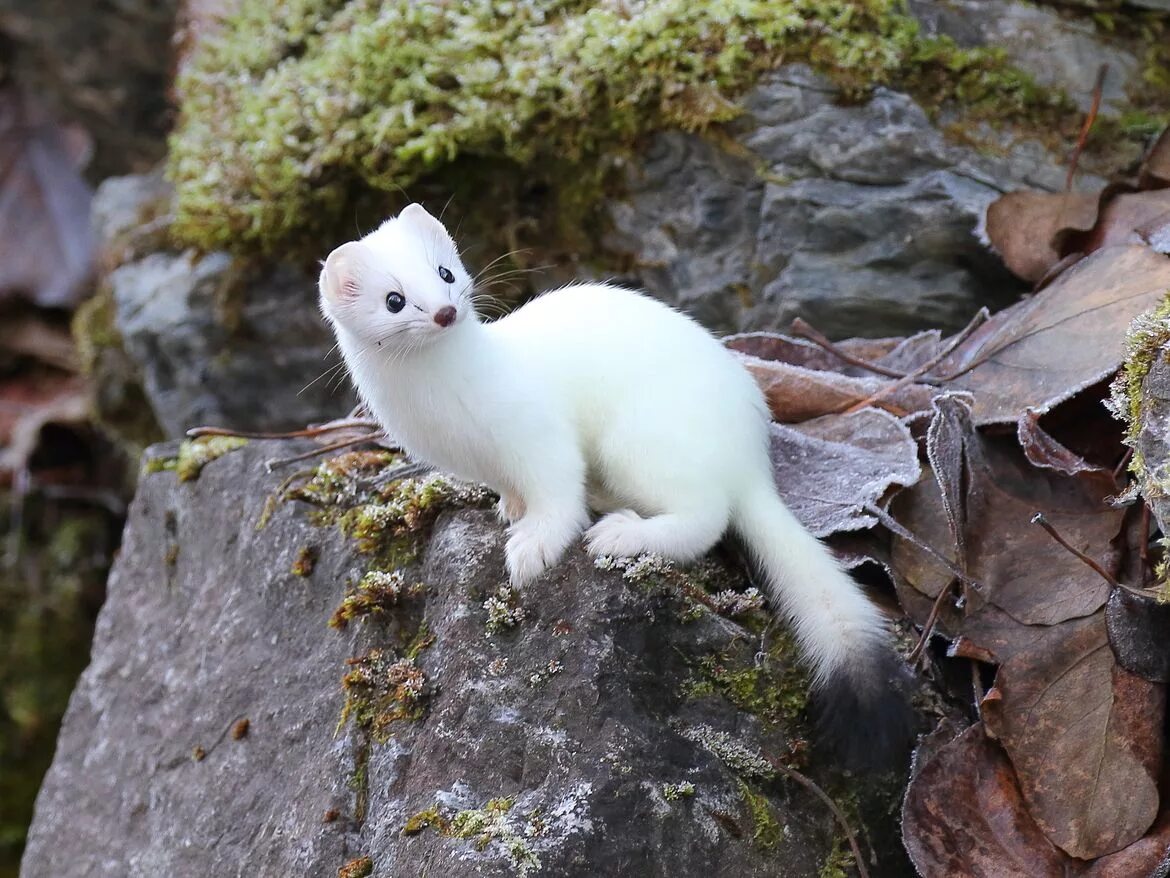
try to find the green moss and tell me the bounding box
[146,436,249,482]
[818,835,855,878]
[71,286,163,453]
[329,569,420,629]
[337,648,427,741]
[169,0,1081,258]
[291,544,318,577]
[1111,294,1170,445]
[738,779,783,851]
[662,781,696,801]
[403,806,448,835]
[685,630,812,738]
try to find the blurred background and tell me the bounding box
[1,2,177,869]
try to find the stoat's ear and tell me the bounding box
[399,202,451,239]
[319,241,372,306]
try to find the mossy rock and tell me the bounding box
[169,0,1086,259]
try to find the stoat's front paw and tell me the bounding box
[585,509,646,558]
[505,518,571,586]
[495,494,526,525]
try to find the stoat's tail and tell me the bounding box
[733,486,913,769]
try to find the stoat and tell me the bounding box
[319,204,912,767]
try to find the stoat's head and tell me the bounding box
[318,203,475,349]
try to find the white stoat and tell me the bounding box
[319,203,911,766]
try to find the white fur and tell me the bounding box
[319,204,889,690]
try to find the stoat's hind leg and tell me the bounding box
[585,507,726,561]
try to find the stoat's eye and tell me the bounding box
[386,292,406,313]
[437,266,455,284]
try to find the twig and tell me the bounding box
[1113,447,1134,481]
[1139,503,1151,585]
[845,309,989,414]
[187,418,380,440]
[907,577,959,665]
[763,754,870,878]
[264,435,391,473]
[789,318,907,379]
[1031,513,1120,588]
[863,503,980,588]
[1065,64,1108,192]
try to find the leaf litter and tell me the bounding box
[727,126,1170,874]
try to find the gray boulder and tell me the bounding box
[22,439,909,877]
[108,252,350,436]
[602,65,1075,337]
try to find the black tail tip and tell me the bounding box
[814,651,919,773]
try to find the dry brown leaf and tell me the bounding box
[1057,190,1170,257]
[0,86,94,308]
[725,332,904,374]
[1017,409,1118,494]
[940,245,1170,426]
[981,613,1164,860]
[769,408,920,539]
[738,354,934,422]
[984,190,1100,284]
[968,436,1122,625]
[902,722,1069,878]
[1105,587,1170,683]
[893,429,1122,626]
[1078,808,1170,878]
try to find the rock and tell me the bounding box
[603,66,1065,338]
[107,252,351,436]
[22,440,910,876]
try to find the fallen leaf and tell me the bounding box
[1079,808,1170,878]
[1105,587,1170,683]
[984,190,1099,283]
[738,354,934,422]
[940,245,1170,426]
[902,721,1069,878]
[0,86,94,308]
[1057,190,1170,257]
[1017,409,1118,492]
[966,434,1123,625]
[769,408,920,539]
[981,613,1164,859]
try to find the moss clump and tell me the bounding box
[407,797,540,877]
[337,648,428,741]
[1109,294,1170,450]
[685,630,812,739]
[483,584,527,634]
[169,0,1078,257]
[291,545,318,577]
[338,856,373,878]
[403,806,449,835]
[145,436,249,482]
[330,569,420,629]
[662,781,696,801]
[738,779,783,851]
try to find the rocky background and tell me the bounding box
[2,1,1169,876]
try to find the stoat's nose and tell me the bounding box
[434,306,457,327]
